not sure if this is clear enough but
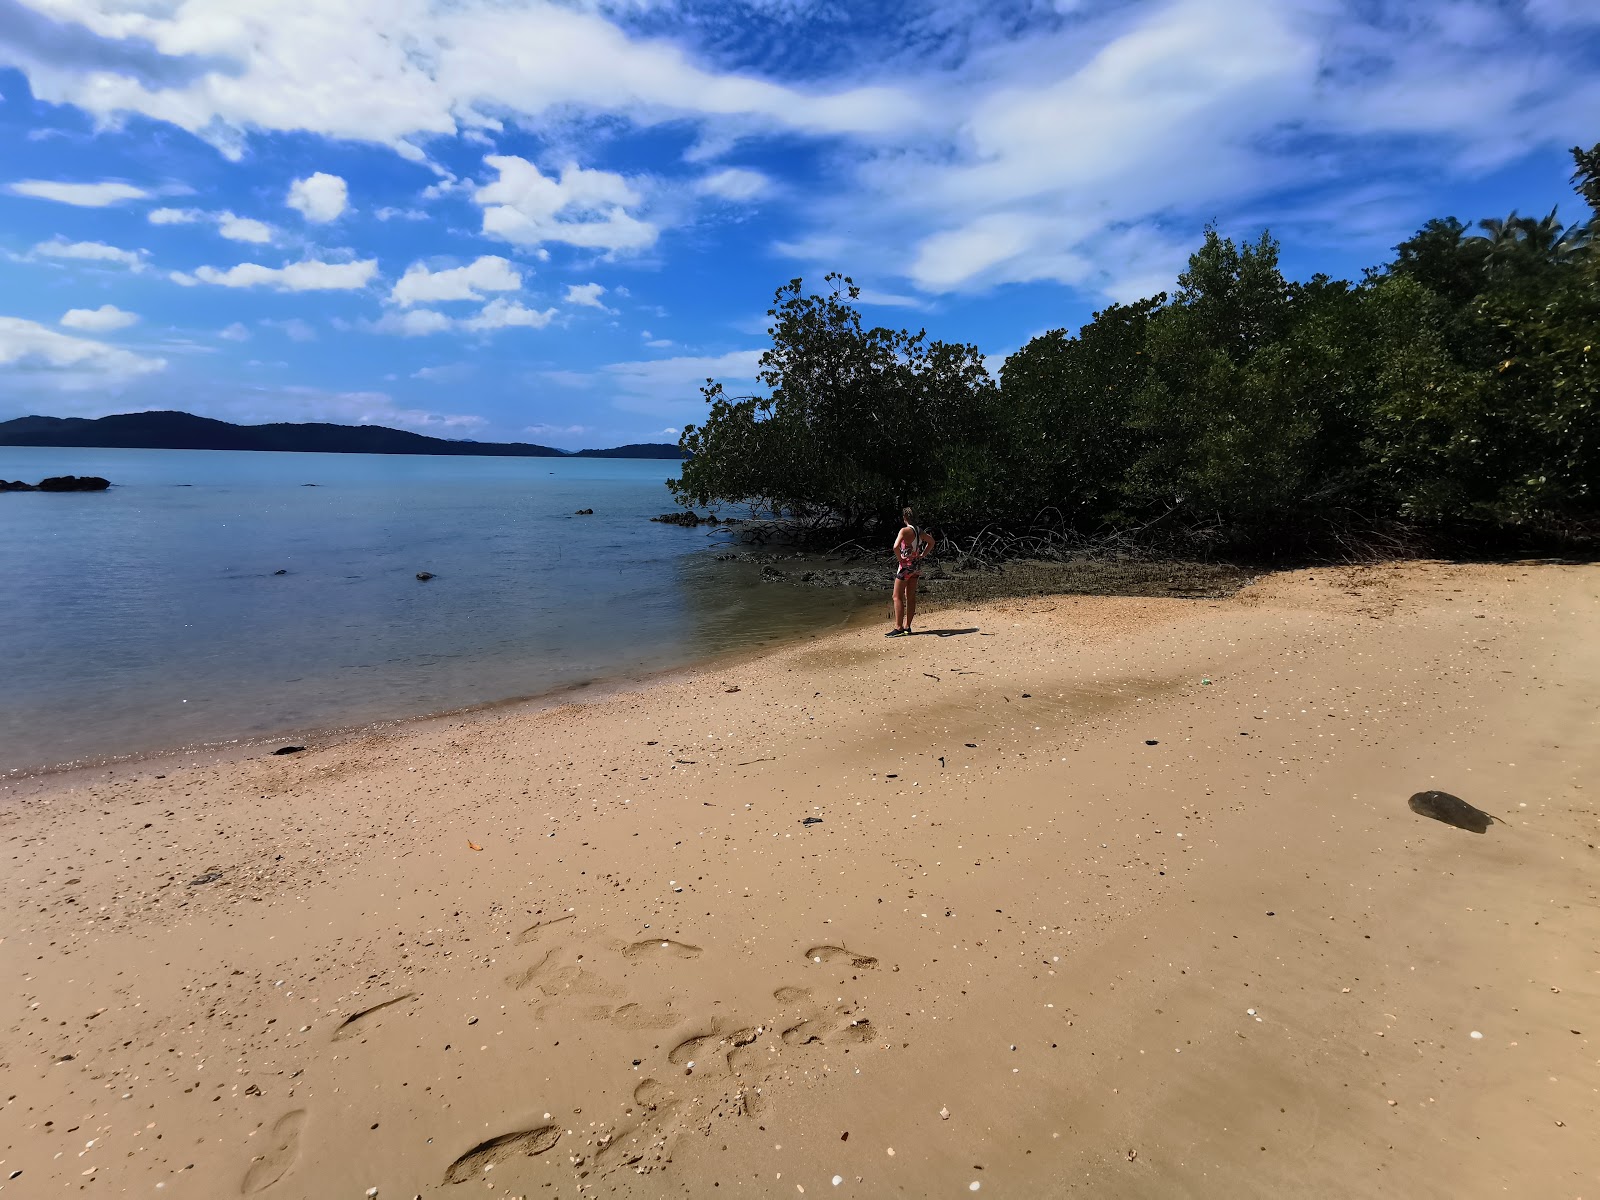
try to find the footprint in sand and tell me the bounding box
[574,999,680,1030]
[513,913,575,945]
[781,1009,875,1047]
[329,993,415,1043]
[773,983,875,1048]
[240,1110,306,1194]
[802,944,878,970]
[666,1023,766,1076]
[621,938,703,960]
[442,1125,562,1185]
[612,1000,680,1031]
[508,947,624,1001]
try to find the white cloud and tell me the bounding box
[9,0,1596,310]
[375,206,427,221]
[149,207,274,242]
[412,363,474,382]
[374,309,455,336]
[0,315,166,388]
[570,349,765,416]
[287,172,349,223]
[260,386,487,433]
[7,179,149,206]
[60,304,139,332]
[645,337,675,348]
[475,156,657,254]
[525,422,590,437]
[773,0,1600,296]
[1523,0,1600,28]
[461,298,558,332]
[373,298,555,335]
[31,238,147,272]
[217,212,274,243]
[390,255,521,306]
[180,258,379,291]
[261,317,317,342]
[219,322,251,341]
[855,289,927,309]
[0,3,921,158]
[564,282,611,310]
[694,168,772,202]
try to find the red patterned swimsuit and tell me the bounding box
[895,525,926,581]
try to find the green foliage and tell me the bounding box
[995,294,1160,523]
[674,147,1600,552]
[671,274,995,527]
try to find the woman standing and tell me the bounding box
[887,507,934,637]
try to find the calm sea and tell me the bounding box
[1,447,875,774]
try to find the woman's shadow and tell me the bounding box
[911,627,980,638]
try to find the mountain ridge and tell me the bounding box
[0,411,685,459]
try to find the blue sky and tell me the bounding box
[1,0,1596,449]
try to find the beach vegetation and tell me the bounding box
[671,143,1600,556]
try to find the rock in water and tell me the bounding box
[415,571,435,581]
[0,480,34,492]
[1408,790,1498,834]
[37,475,111,492]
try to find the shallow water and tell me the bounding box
[0,447,875,772]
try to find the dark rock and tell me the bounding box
[416,571,435,581]
[273,569,288,576]
[188,872,223,886]
[37,475,110,492]
[272,745,306,756]
[574,508,594,515]
[801,817,823,826]
[650,510,722,527]
[1,479,36,492]
[1408,790,1500,834]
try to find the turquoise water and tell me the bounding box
[0,448,869,773]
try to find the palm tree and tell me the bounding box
[1470,208,1591,273]
[1551,217,1593,262]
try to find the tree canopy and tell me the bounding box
[671,143,1599,554]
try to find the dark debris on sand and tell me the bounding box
[723,551,1254,601]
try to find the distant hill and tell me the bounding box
[573,443,684,459]
[0,411,686,460]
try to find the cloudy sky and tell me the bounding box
[1,0,1596,448]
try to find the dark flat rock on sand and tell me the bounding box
[1408,790,1500,833]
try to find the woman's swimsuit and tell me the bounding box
[895,526,926,580]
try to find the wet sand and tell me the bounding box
[2,561,1597,1198]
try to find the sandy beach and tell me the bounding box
[2,560,1596,1199]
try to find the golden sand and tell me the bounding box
[2,562,1596,1198]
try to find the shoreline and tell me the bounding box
[1,555,1249,788]
[3,560,1595,1198]
[0,593,887,793]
